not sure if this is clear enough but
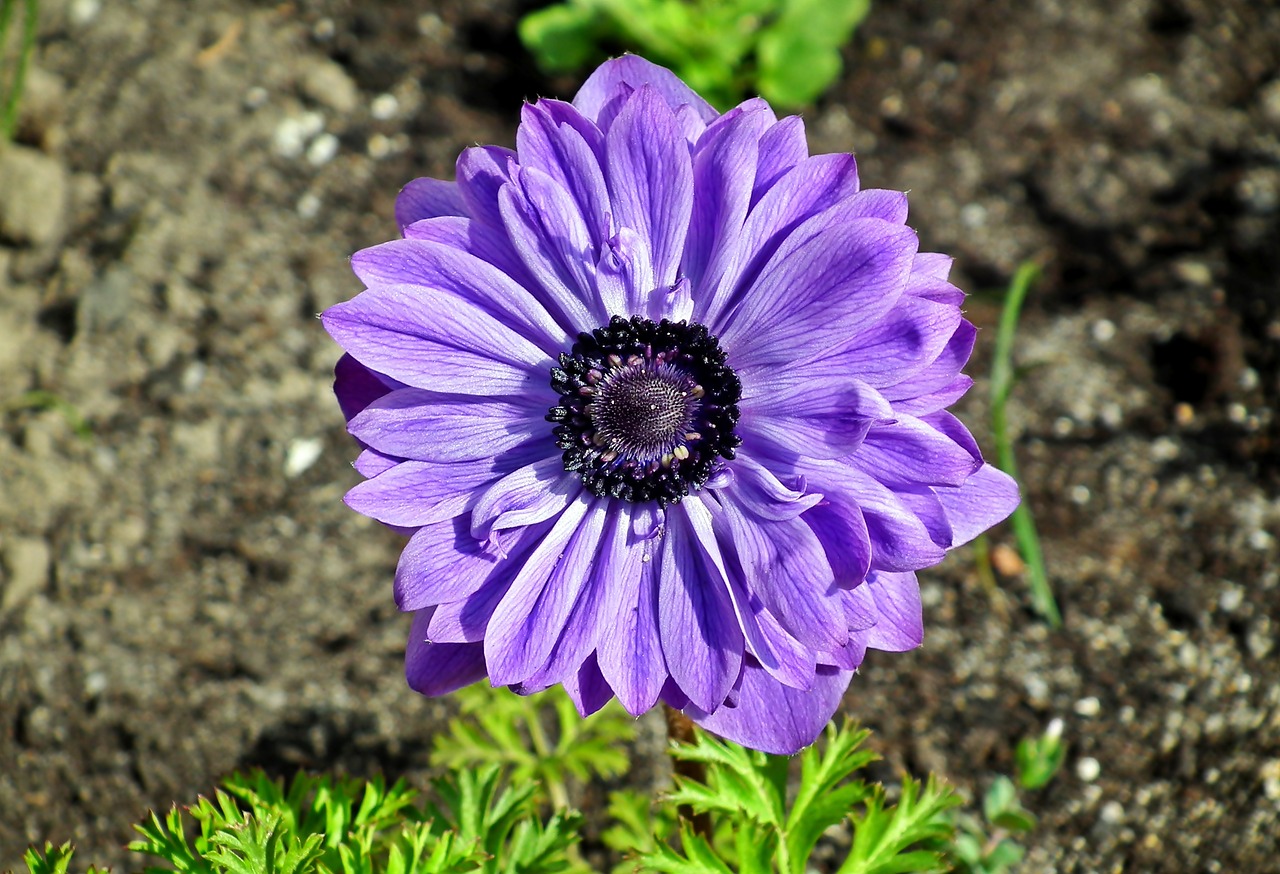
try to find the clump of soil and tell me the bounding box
[2,1,1277,872]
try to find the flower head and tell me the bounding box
[323,55,1018,754]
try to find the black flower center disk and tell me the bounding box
[547,316,741,504]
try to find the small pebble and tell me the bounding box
[1069,484,1092,505]
[1218,584,1244,613]
[1074,696,1101,717]
[1077,757,1101,782]
[1248,530,1274,551]
[1150,436,1180,462]
[297,192,322,219]
[1091,319,1117,343]
[306,132,340,166]
[1100,801,1125,824]
[371,93,399,120]
[244,86,269,110]
[69,0,101,24]
[285,437,325,478]
[273,112,325,159]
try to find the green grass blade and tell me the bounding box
[990,262,1061,628]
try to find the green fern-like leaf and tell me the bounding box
[432,685,635,810]
[839,775,960,874]
[19,843,108,874]
[202,812,326,874]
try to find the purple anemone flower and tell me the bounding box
[322,55,1019,754]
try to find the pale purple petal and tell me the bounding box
[604,86,694,291]
[685,664,852,755]
[752,115,808,204]
[658,499,744,711]
[854,414,983,488]
[395,516,500,610]
[934,464,1020,547]
[348,389,547,463]
[719,218,919,374]
[485,495,603,686]
[343,452,536,527]
[574,54,718,127]
[469,457,580,556]
[350,239,569,356]
[405,613,488,696]
[499,166,602,331]
[857,571,924,652]
[455,145,516,230]
[322,286,552,396]
[396,178,466,230]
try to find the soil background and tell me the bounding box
[2,0,1279,871]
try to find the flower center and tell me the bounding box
[547,315,741,504]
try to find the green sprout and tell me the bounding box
[980,262,1061,628]
[0,0,38,140]
[946,722,1064,874]
[518,0,871,110]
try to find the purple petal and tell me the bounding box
[322,285,552,396]
[334,353,399,422]
[498,166,602,331]
[517,100,610,246]
[805,501,873,589]
[684,663,852,755]
[401,216,542,304]
[598,505,668,716]
[831,297,964,389]
[455,145,516,230]
[561,653,615,717]
[354,447,400,478]
[395,178,466,230]
[595,225,655,317]
[348,389,546,463]
[395,516,500,610]
[469,456,580,556]
[854,413,983,488]
[711,496,846,651]
[752,115,808,205]
[719,218,919,374]
[350,239,569,357]
[683,105,773,303]
[573,55,718,127]
[844,188,909,223]
[912,252,955,281]
[485,495,603,686]
[522,508,632,688]
[604,86,695,291]
[881,321,977,414]
[658,498,744,712]
[727,455,823,520]
[343,453,529,527]
[804,461,946,572]
[858,571,924,652]
[934,464,1020,547]
[740,375,892,461]
[405,613,488,696]
[699,152,859,326]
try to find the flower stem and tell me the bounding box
[663,704,713,841]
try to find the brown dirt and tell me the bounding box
[2,0,1278,872]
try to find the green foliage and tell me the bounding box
[1014,720,1066,792]
[15,703,1055,874]
[0,0,38,140]
[122,768,579,874]
[518,0,871,110]
[977,261,1061,628]
[3,390,93,440]
[432,684,636,810]
[20,844,106,874]
[945,725,1064,874]
[625,720,960,874]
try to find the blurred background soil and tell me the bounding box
[2,0,1278,871]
